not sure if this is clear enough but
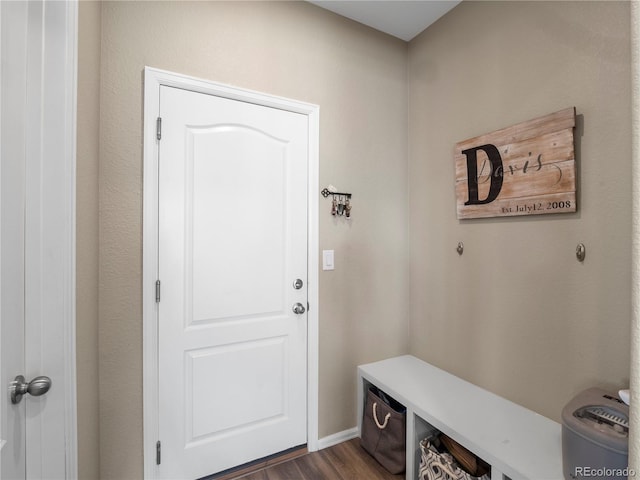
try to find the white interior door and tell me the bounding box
[157,85,309,479]
[0,2,27,475]
[0,1,77,478]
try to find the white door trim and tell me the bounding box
[142,67,320,478]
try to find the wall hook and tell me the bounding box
[457,242,464,255]
[576,243,586,262]
[321,187,351,199]
[322,187,352,218]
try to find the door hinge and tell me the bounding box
[156,440,161,465]
[156,117,162,141]
[155,280,161,303]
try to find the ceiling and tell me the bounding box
[308,1,461,42]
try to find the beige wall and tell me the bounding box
[93,1,409,478]
[76,1,101,479]
[76,0,633,477]
[408,1,632,423]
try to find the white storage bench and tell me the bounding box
[357,355,563,480]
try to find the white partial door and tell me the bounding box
[1,1,77,478]
[1,2,27,475]
[157,86,309,479]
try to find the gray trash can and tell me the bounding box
[561,388,629,479]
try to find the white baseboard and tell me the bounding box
[316,427,359,450]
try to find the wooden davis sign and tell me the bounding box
[455,108,576,219]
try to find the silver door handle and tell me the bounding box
[292,303,306,314]
[10,375,52,404]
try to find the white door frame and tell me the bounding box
[142,67,320,478]
[0,0,78,477]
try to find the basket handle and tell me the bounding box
[373,402,391,429]
[432,456,459,479]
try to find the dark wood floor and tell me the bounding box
[234,439,404,480]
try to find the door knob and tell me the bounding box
[10,375,52,405]
[292,302,306,315]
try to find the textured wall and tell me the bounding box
[408,1,631,423]
[97,2,409,478]
[76,2,101,479]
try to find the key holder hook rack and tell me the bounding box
[321,187,352,218]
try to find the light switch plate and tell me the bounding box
[322,250,335,271]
